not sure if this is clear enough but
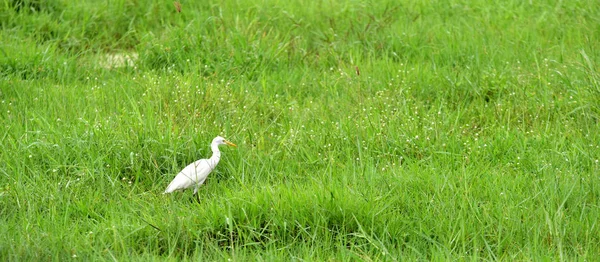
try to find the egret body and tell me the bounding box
[163,136,236,194]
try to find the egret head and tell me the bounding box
[213,136,237,147]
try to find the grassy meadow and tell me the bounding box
[1,0,600,260]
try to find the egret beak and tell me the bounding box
[225,140,237,147]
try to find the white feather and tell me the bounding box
[163,136,236,195]
[163,158,218,193]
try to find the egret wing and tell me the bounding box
[164,158,215,193]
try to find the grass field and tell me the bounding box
[1,0,599,260]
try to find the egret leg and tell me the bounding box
[194,186,200,203]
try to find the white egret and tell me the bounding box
[163,136,237,194]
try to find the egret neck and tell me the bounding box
[209,141,222,167]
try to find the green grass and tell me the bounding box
[1,0,599,260]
